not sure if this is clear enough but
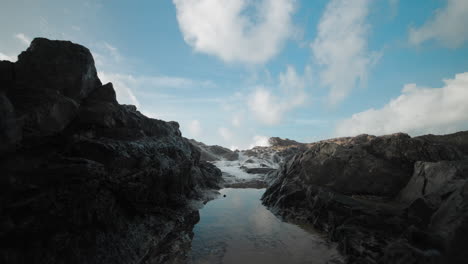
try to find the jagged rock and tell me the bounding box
[397,160,468,263]
[418,131,468,156]
[399,160,468,205]
[266,133,462,197]
[6,38,102,140]
[429,181,468,263]
[0,38,222,264]
[268,137,302,147]
[262,132,468,263]
[189,139,238,161]
[243,167,276,174]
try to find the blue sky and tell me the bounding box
[1,0,468,149]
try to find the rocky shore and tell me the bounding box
[190,137,307,188]
[262,132,468,263]
[3,37,467,264]
[0,38,222,264]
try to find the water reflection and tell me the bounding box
[189,188,344,264]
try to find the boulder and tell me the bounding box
[7,38,101,139]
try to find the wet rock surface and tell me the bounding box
[0,38,222,264]
[262,132,468,264]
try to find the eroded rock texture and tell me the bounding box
[262,132,468,264]
[0,38,222,264]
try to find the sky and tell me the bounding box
[1,0,468,150]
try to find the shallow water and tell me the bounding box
[189,188,344,264]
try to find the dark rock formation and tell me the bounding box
[268,137,303,147]
[0,38,222,264]
[223,179,268,189]
[417,131,468,156]
[189,139,239,161]
[262,132,468,263]
[243,167,276,174]
[242,143,307,166]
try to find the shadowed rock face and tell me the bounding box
[0,38,222,264]
[262,132,468,264]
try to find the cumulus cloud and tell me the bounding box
[173,0,296,64]
[409,0,468,48]
[187,119,202,137]
[14,33,31,46]
[248,88,282,125]
[335,72,468,137]
[311,0,378,105]
[248,65,309,125]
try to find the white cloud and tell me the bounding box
[335,72,468,137]
[173,0,296,64]
[218,127,233,141]
[409,0,468,48]
[248,87,279,125]
[0,52,15,61]
[14,33,31,46]
[248,135,270,149]
[187,119,202,137]
[97,72,141,107]
[248,65,308,125]
[311,0,378,105]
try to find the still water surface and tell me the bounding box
[189,188,344,264]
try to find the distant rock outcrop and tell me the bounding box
[262,132,468,263]
[189,139,239,161]
[0,38,222,264]
[268,137,303,147]
[190,137,309,188]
